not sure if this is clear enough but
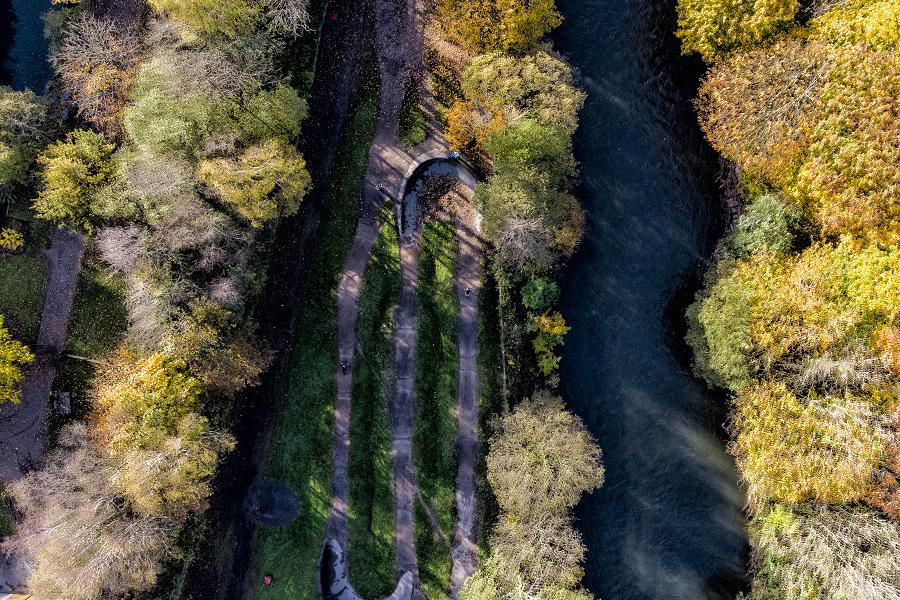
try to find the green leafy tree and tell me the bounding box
[34,129,116,232]
[0,315,34,404]
[124,55,223,155]
[676,0,798,61]
[449,51,584,148]
[728,193,804,258]
[522,278,560,310]
[197,138,310,227]
[239,84,307,143]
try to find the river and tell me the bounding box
[554,1,749,598]
[1,0,53,91]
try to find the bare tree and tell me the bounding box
[266,0,313,35]
[51,13,142,136]
[3,425,170,600]
[496,216,555,274]
[96,224,148,275]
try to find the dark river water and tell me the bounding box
[554,1,750,598]
[0,0,53,90]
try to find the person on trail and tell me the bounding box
[341,360,348,375]
[465,287,471,298]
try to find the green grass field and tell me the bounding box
[346,216,399,597]
[248,86,378,600]
[0,219,50,345]
[414,218,459,599]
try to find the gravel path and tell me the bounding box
[390,235,422,592]
[0,228,85,481]
[450,203,482,598]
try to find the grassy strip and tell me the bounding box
[475,259,503,550]
[347,215,400,597]
[0,484,13,538]
[414,218,459,599]
[55,247,128,399]
[249,87,378,600]
[0,219,50,345]
[399,78,427,149]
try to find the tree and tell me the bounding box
[162,299,272,397]
[198,138,310,227]
[50,13,141,136]
[34,129,116,232]
[451,51,585,148]
[239,83,307,143]
[697,37,829,187]
[748,504,900,599]
[112,412,234,520]
[3,425,170,600]
[522,277,560,310]
[689,242,900,391]
[676,0,798,61]
[0,315,34,404]
[124,53,224,155]
[791,46,900,244]
[148,0,263,38]
[811,0,900,51]
[437,0,561,52]
[0,86,53,185]
[731,381,883,507]
[93,350,202,452]
[487,392,603,518]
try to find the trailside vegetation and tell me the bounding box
[2,0,311,597]
[0,315,34,404]
[432,1,602,599]
[680,0,900,597]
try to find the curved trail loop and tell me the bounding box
[323,0,484,595]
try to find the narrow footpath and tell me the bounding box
[0,228,85,481]
[450,204,482,597]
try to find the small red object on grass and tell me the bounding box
[263,574,273,585]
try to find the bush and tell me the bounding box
[0,228,24,252]
[0,315,34,404]
[728,193,803,258]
